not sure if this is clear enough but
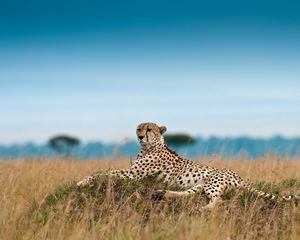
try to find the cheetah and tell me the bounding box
[77,122,300,209]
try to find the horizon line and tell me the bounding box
[1,134,300,146]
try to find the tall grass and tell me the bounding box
[1,157,300,240]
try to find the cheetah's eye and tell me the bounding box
[137,128,141,132]
[147,128,152,132]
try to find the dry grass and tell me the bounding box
[1,157,300,240]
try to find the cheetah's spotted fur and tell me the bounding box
[77,122,300,209]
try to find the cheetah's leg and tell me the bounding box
[158,183,225,210]
[76,169,135,187]
[201,179,227,210]
[77,157,158,186]
[159,184,204,198]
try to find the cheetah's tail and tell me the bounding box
[241,181,300,201]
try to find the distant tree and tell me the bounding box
[48,135,80,156]
[164,133,196,147]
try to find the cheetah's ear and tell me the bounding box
[159,126,167,134]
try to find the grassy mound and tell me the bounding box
[32,174,300,239]
[38,175,208,225]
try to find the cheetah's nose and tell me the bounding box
[138,136,144,140]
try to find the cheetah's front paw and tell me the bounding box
[76,176,94,187]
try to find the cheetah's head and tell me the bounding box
[136,122,167,149]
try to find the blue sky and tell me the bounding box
[0,0,300,144]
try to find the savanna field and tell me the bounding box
[1,157,300,240]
